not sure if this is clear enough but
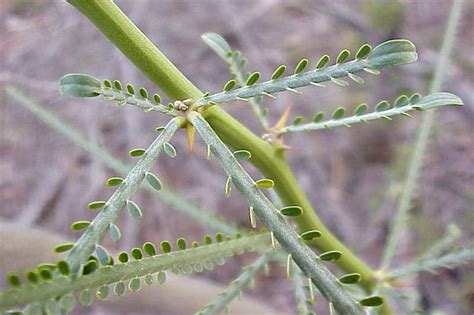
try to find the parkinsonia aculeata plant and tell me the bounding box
[2,0,472,314]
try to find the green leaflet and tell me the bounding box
[59,73,101,98]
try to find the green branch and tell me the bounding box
[0,233,271,311]
[196,39,417,106]
[6,86,238,235]
[197,250,273,315]
[189,111,369,314]
[380,0,465,269]
[60,73,178,116]
[201,32,270,130]
[66,117,183,273]
[280,92,463,134]
[386,248,474,279]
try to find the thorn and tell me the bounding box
[236,97,249,102]
[286,87,302,94]
[400,112,412,117]
[274,105,292,130]
[310,81,325,88]
[186,124,195,154]
[261,91,276,99]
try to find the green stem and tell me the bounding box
[198,251,274,315]
[66,117,183,273]
[189,112,365,314]
[0,233,271,310]
[68,0,376,291]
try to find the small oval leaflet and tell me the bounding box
[118,252,129,263]
[139,87,148,99]
[71,220,90,231]
[163,142,177,158]
[106,177,124,186]
[153,94,162,104]
[160,241,172,253]
[280,206,303,217]
[319,250,342,261]
[204,235,212,245]
[255,179,274,189]
[294,58,309,74]
[39,269,52,280]
[58,294,76,312]
[157,271,166,284]
[271,65,286,80]
[126,83,135,95]
[177,238,187,250]
[95,244,110,265]
[246,72,261,86]
[409,93,422,104]
[114,281,126,296]
[109,223,121,241]
[129,148,146,157]
[375,100,390,112]
[57,260,70,276]
[312,112,325,122]
[7,273,21,286]
[127,200,143,220]
[79,290,93,307]
[215,256,225,266]
[360,296,384,307]
[356,44,372,59]
[82,260,98,275]
[395,95,410,107]
[223,80,236,92]
[113,80,122,91]
[233,149,252,160]
[332,107,345,120]
[336,49,350,64]
[26,271,39,284]
[103,79,112,88]
[129,277,141,292]
[59,73,101,98]
[215,232,224,243]
[292,116,303,125]
[315,55,330,70]
[131,248,143,260]
[339,273,361,284]
[300,230,321,240]
[144,274,154,286]
[354,103,368,116]
[87,200,106,210]
[145,172,162,191]
[96,285,109,300]
[143,241,157,256]
[54,243,74,253]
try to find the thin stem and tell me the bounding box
[66,117,183,273]
[293,264,313,315]
[280,93,462,134]
[0,233,271,310]
[189,111,365,315]
[380,0,465,269]
[386,248,474,279]
[6,86,237,235]
[198,250,274,315]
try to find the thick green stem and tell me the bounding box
[68,0,377,290]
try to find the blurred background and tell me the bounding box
[0,0,473,314]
